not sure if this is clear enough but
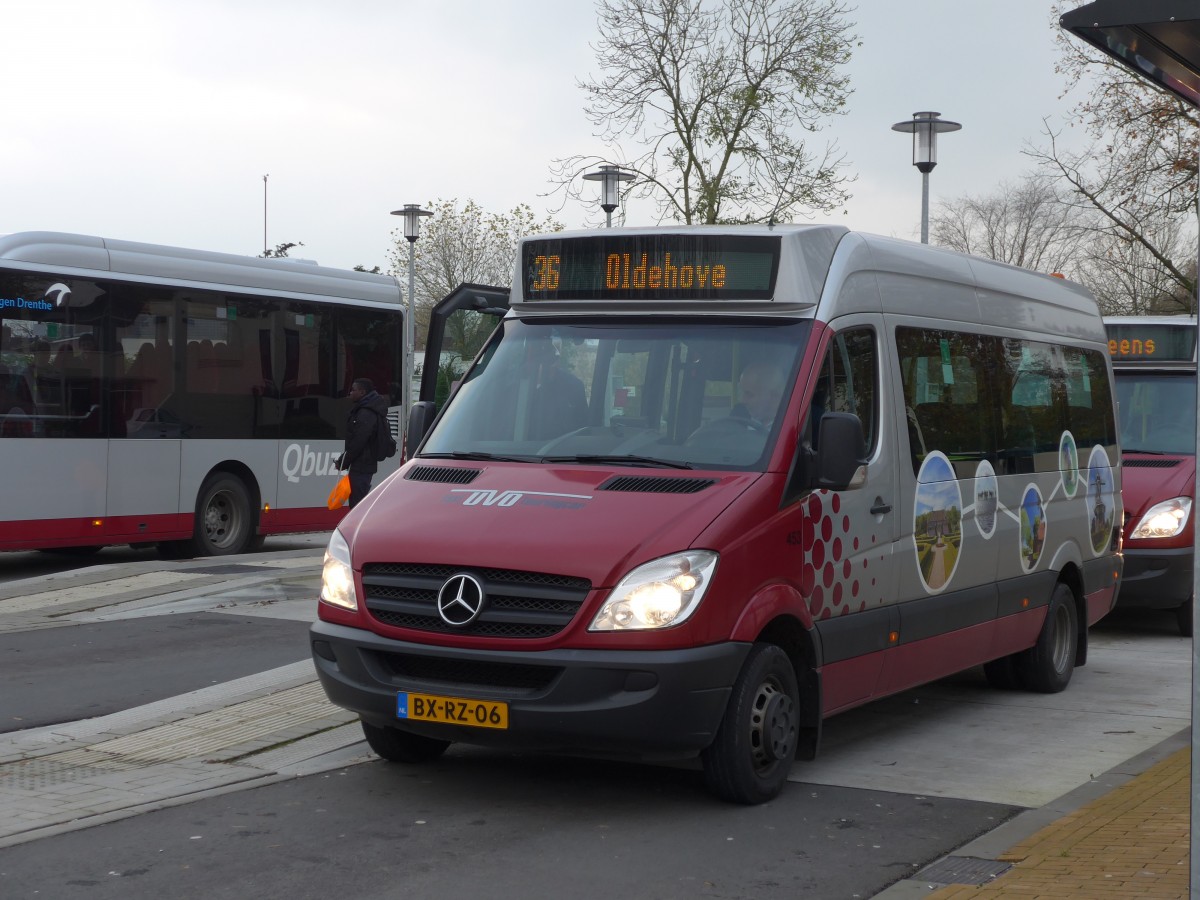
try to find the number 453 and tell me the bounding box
[531,254,560,290]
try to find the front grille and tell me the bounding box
[1124,458,1181,468]
[362,562,591,639]
[374,652,560,692]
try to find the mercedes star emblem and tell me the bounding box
[436,573,486,626]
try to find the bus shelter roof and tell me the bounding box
[1060,0,1200,109]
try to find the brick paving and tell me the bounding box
[926,747,1190,899]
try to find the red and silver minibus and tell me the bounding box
[0,232,403,556]
[313,225,1122,803]
[1104,315,1196,635]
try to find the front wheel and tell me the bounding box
[702,643,799,805]
[1015,582,1078,693]
[1176,597,1194,638]
[361,720,450,763]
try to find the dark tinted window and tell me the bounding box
[897,327,1115,477]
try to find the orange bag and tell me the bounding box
[327,474,351,510]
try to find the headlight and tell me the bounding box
[320,529,358,611]
[1130,497,1192,540]
[589,550,718,631]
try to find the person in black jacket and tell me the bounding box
[338,377,389,508]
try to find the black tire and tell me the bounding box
[1176,597,1194,638]
[361,720,450,763]
[983,654,1023,690]
[702,643,799,805]
[191,472,256,556]
[1015,582,1078,693]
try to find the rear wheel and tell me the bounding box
[702,643,799,805]
[361,720,450,763]
[191,472,256,556]
[1015,582,1078,693]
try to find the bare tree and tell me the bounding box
[1074,219,1196,315]
[930,175,1087,273]
[552,0,857,225]
[386,199,562,354]
[1028,4,1200,305]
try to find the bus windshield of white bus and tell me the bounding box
[420,317,819,471]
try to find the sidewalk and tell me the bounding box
[0,547,372,849]
[927,745,1189,898]
[875,723,1190,899]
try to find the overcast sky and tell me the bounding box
[2,0,1093,273]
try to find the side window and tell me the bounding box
[896,328,999,477]
[0,274,108,438]
[113,289,179,440]
[999,339,1063,475]
[1063,347,1118,450]
[808,327,877,453]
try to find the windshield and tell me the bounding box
[421,317,811,471]
[1115,370,1197,455]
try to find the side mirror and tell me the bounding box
[815,412,868,490]
[405,401,438,456]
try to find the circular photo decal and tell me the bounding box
[1019,484,1046,573]
[1086,445,1116,556]
[974,460,998,540]
[1059,431,1080,498]
[914,452,963,593]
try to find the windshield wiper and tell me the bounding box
[541,454,693,470]
[418,451,539,463]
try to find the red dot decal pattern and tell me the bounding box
[799,490,884,620]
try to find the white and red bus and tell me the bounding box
[0,231,403,556]
[313,225,1122,804]
[1105,315,1196,635]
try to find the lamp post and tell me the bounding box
[390,203,433,437]
[583,164,635,227]
[891,111,961,244]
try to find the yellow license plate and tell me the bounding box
[398,692,508,729]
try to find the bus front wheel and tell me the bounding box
[191,472,257,556]
[702,643,799,805]
[361,720,450,763]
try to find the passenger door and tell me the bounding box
[803,321,901,713]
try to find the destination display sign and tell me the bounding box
[1105,321,1196,362]
[521,234,780,301]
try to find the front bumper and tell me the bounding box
[1117,547,1193,609]
[310,620,750,757]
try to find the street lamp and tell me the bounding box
[390,203,433,438]
[583,164,635,227]
[891,111,961,244]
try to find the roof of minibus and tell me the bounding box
[0,231,402,307]
[513,224,1105,341]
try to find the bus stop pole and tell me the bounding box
[1191,153,1198,900]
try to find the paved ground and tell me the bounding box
[0,549,1192,897]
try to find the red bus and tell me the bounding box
[313,226,1122,803]
[1105,315,1196,635]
